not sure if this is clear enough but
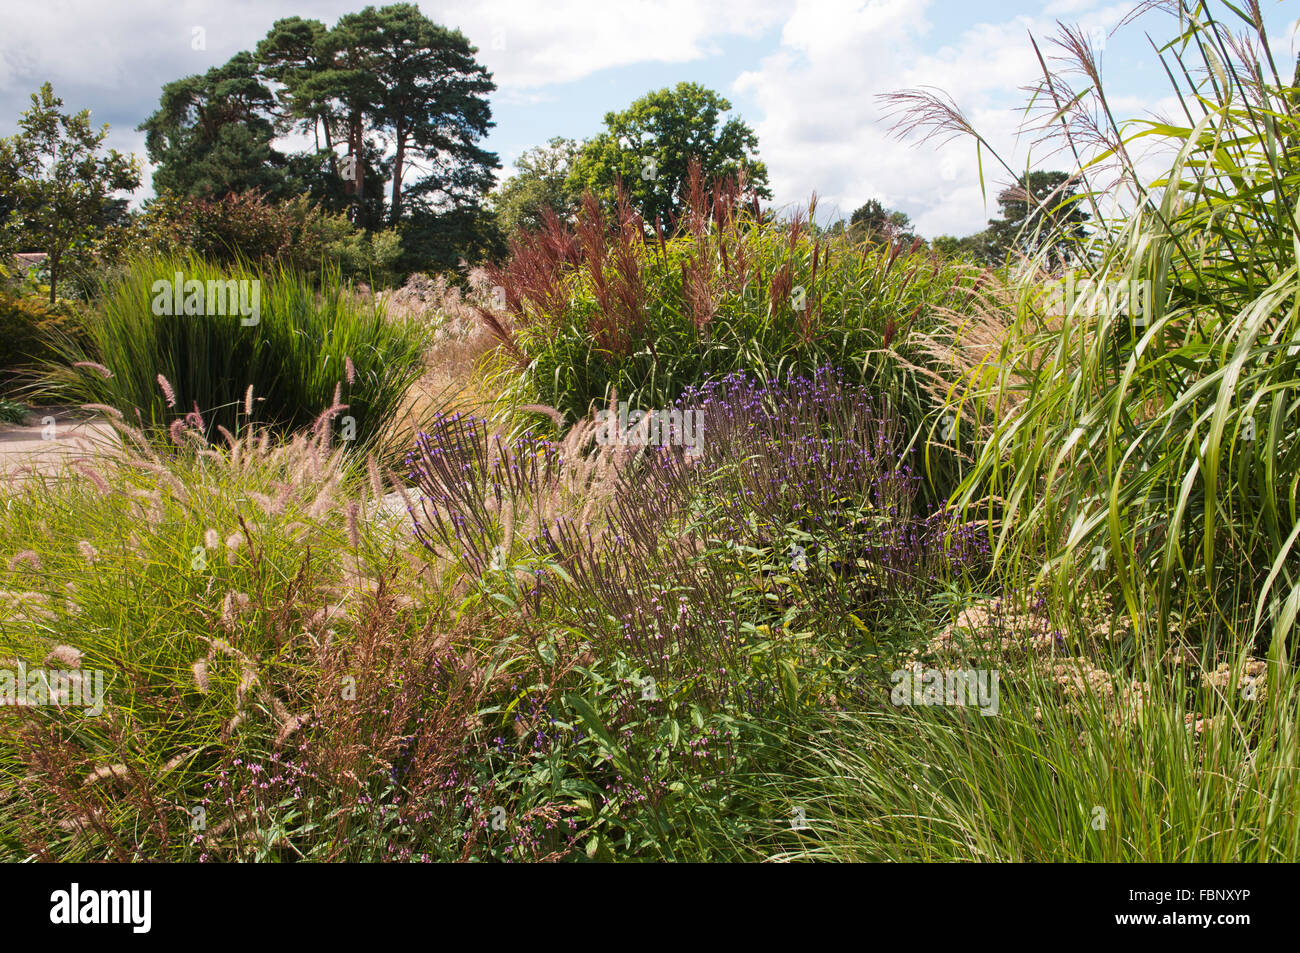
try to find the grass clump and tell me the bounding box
[744,626,1300,862]
[43,255,425,455]
[478,165,987,506]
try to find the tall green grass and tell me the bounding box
[44,255,425,453]
[792,0,1300,866]
[894,1,1300,653]
[745,644,1300,862]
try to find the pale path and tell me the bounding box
[0,408,121,480]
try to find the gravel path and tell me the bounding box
[0,408,120,480]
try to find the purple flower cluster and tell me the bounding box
[631,367,991,590]
[408,409,562,575]
[403,368,991,762]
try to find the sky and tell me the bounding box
[1,0,1297,237]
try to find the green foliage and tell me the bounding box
[2,302,1297,861]
[932,232,990,262]
[255,16,337,146]
[942,2,1300,654]
[748,643,1300,861]
[0,291,88,379]
[982,171,1089,268]
[486,177,979,504]
[138,52,288,201]
[568,82,771,225]
[405,380,978,860]
[0,432,432,861]
[42,255,425,451]
[120,191,403,286]
[6,0,1300,867]
[491,137,584,236]
[0,83,141,303]
[926,172,1087,268]
[334,4,498,225]
[398,206,505,278]
[844,199,917,245]
[141,4,499,245]
[0,398,26,422]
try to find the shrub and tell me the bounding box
[478,164,984,505]
[0,291,88,386]
[406,369,988,857]
[0,399,27,423]
[105,192,404,287]
[42,255,425,453]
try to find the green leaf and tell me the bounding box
[778,658,800,708]
[564,692,633,774]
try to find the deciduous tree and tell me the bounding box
[491,137,583,236]
[0,83,140,302]
[569,82,770,226]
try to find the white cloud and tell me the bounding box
[0,0,795,204]
[1044,0,1103,16]
[729,0,1173,235]
[444,0,792,88]
[0,0,788,99]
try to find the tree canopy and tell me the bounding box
[983,170,1089,268]
[490,137,583,236]
[843,199,917,245]
[139,4,499,264]
[0,83,140,302]
[139,52,285,201]
[931,171,1089,268]
[567,82,771,227]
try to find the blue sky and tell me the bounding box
[2,0,1296,236]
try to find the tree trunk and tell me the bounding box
[322,114,336,176]
[350,112,365,211]
[391,124,406,226]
